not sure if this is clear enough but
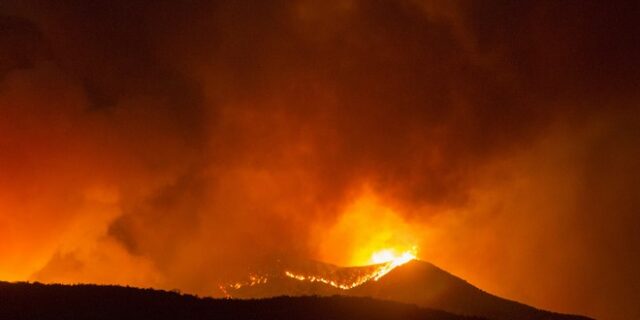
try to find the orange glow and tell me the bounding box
[222,251,417,293]
[370,248,416,264]
[219,273,268,297]
[2,3,635,319]
[220,205,420,294]
[284,270,360,290]
[282,248,416,290]
[267,191,420,291]
[315,191,421,267]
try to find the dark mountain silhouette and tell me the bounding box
[227,260,592,320]
[352,261,591,320]
[0,281,480,320]
[0,260,593,320]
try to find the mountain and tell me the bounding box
[225,259,592,320]
[0,260,593,320]
[0,281,481,320]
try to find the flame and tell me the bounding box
[284,247,418,290]
[218,273,268,297]
[220,247,417,295]
[313,190,421,267]
[370,248,415,264]
[274,191,421,292]
[371,247,415,265]
[368,247,417,280]
[220,191,420,295]
[284,271,360,290]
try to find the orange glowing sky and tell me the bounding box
[1,1,639,320]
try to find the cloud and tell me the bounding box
[0,1,638,319]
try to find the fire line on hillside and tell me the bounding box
[219,249,417,297]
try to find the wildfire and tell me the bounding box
[284,247,417,290]
[219,247,418,296]
[219,273,268,298]
[368,247,417,280]
[220,192,420,296]
[314,191,421,267]
[370,248,416,264]
[284,271,360,290]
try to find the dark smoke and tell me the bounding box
[1,1,638,319]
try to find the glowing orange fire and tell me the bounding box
[283,247,417,290]
[313,191,421,267]
[284,271,360,290]
[219,247,417,296]
[370,248,416,264]
[219,273,268,297]
[220,191,420,296]
[368,247,417,279]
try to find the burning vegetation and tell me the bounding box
[220,247,418,296]
[1,1,639,319]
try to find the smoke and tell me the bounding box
[0,1,638,319]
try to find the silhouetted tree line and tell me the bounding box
[0,281,484,320]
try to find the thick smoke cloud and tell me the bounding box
[1,1,638,319]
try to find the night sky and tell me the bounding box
[1,1,639,319]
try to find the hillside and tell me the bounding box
[0,281,480,320]
[227,260,592,320]
[351,261,590,320]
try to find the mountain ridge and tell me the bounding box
[226,259,593,320]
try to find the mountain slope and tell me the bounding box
[351,260,589,320]
[227,259,592,320]
[0,281,481,320]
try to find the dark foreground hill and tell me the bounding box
[0,281,481,320]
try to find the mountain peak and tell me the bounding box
[224,259,592,320]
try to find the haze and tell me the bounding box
[0,1,638,319]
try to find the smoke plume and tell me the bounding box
[1,1,638,319]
